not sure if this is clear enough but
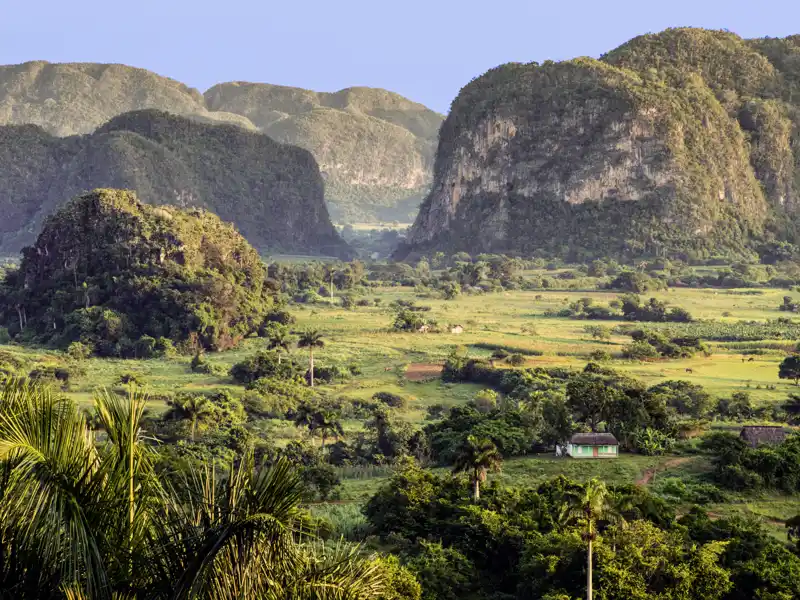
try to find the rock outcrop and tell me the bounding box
[401,29,800,261]
[205,83,442,222]
[0,189,276,353]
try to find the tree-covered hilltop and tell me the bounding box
[0,189,276,355]
[402,28,800,262]
[0,61,443,224]
[0,109,350,257]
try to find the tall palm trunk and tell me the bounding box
[191,415,197,442]
[587,537,593,600]
[309,349,315,388]
[473,475,480,502]
[128,394,135,579]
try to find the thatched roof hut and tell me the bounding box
[739,426,787,448]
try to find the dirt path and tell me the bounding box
[637,457,693,486]
[405,363,443,381]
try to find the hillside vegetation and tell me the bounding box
[0,110,349,256]
[0,189,276,355]
[403,28,800,261]
[0,61,443,223]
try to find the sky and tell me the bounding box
[1,0,799,114]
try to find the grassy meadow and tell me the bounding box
[4,282,800,536]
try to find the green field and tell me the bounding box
[6,283,800,536]
[28,285,795,409]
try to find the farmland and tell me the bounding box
[3,279,799,540]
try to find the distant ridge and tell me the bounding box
[0,61,444,223]
[0,109,350,257]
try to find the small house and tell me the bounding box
[740,426,787,448]
[566,433,619,459]
[417,324,430,333]
[450,325,464,334]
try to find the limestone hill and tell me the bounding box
[0,189,275,354]
[400,28,800,262]
[0,110,349,257]
[0,61,443,223]
[206,83,442,222]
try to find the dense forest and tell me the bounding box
[0,189,278,355]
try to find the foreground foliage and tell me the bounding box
[0,379,395,599]
[364,462,800,600]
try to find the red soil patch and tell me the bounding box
[405,363,443,382]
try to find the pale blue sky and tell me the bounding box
[1,0,798,113]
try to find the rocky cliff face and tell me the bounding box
[0,62,443,223]
[402,29,800,261]
[0,110,349,257]
[205,83,442,222]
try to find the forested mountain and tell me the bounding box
[0,109,349,257]
[399,29,800,262]
[0,189,277,354]
[0,61,442,223]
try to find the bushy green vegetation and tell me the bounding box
[0,380,408,599]
[0,189,276,355]
[363,462,800,600]
[0,247,799,598]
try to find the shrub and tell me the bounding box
[154,337,177,358]
[134,335,157,359]
[28,366,75,386]
[508,354,526,367]
[473,389,498,413]
[490,349,510,361]
[373,391,408,409]
[608,271,660,292]
[67,341,92,360]
[190,352,215,374]
[230,350,299,384]
[588,349,612,361]
[117,372,145,387]
[263,309,296,326]
[622,341,660,361]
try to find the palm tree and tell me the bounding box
[293,401,317,441]
[313,410,344,449]
[452,435,502,501]
[0,380,161,598]
[165,394,215,442]
[562,478,619,600]
[267,327,295,364]
[0,378,388,599]
[298,329,325,388]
